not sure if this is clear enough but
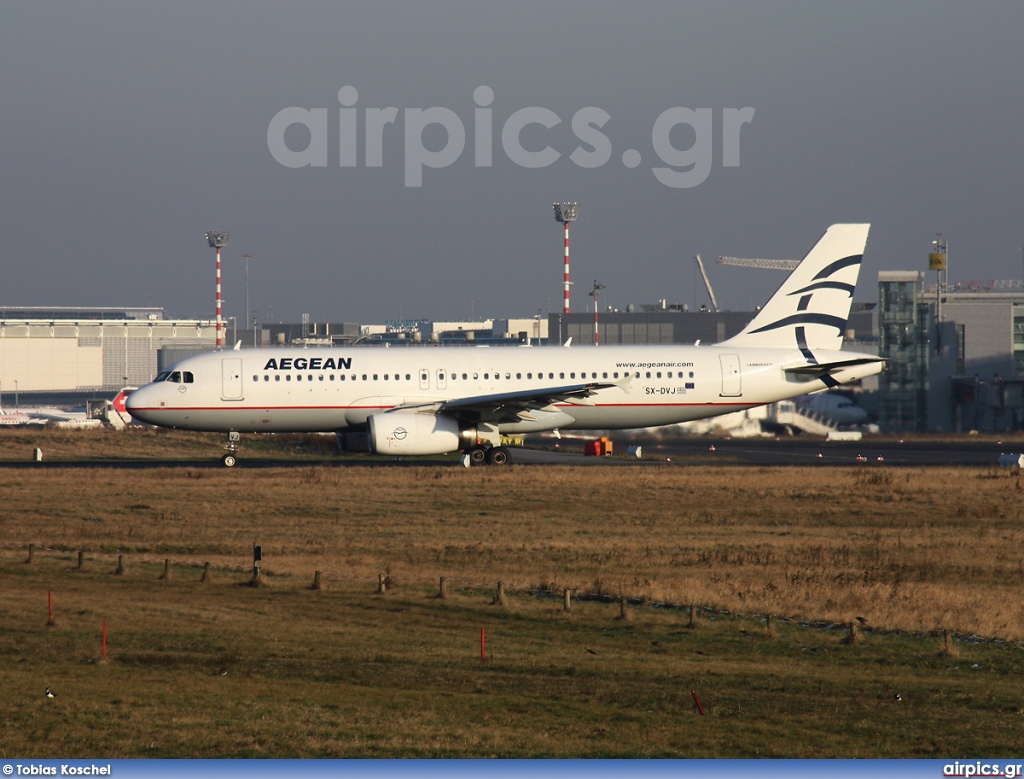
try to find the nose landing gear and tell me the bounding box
[222,431,240,467]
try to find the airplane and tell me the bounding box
[0,408,43,426]
[794,390,870,426]
[0,389,135,429]
[126,223,885,467]
[0,404,92,427]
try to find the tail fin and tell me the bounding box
[721,224,869,352]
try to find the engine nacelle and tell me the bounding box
[368,413,475,456]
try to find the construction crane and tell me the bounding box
[717,256,799,271]
[693,254,719,312]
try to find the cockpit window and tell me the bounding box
[168,371,181,383]
[155,371,171,382]
[183,372,194,384]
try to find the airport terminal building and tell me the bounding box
[0,307,217,405]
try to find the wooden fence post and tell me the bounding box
[377,573,387,594]
[160,559,171,581]
[115,555,125,576]
[439,576,448,599]
[563,588,572,612]
[201,562,210,583]
[26,544,34,564]
[493,580,506,606]
[312,570,323,590]
[77,551,84,570]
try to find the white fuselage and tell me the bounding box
[125,343,880,435]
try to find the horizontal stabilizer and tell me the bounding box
[785,357,886,376]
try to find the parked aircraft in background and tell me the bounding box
[0,408,41,426]
[0,389,135,429]
[795,391,870,426]
[126,224,884,466]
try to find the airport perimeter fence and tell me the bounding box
[5,542,1012,648]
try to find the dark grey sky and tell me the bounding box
[3,1,1023,324]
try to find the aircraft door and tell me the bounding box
[222,358,244,400]
[419,369,430,390]
[436,369,447,390]
[719,354,741,397]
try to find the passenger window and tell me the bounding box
[319,375,324,381]
[329,375,334,381]
[689,371,694,378]
[264,375,269,382]
[286,375,292,382]
[657,372,662,379]
[362,374,367,381]
[275,375,280,382]
[559,373,564,379]
[505,373,511,380]
[473,373,479,380]
[297,375,302,382]
[570,372,576,379]
[373,374,378,381]
[516,373,521,379]
[527,373,532,379]
[484,373,489,379]
[253,375,258,381]
[439,373,445,381]
[602,372,608,379]
[613,372,619,378]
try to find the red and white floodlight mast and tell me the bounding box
[553,202,579,313]
[590,279,605,345]
[205,231,230,347]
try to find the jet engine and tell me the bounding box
[368,413,476,456]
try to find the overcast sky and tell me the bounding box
[2,1,1023,325]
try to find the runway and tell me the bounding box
[514,436,1024,468]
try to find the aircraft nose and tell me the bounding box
[124,385,155,421]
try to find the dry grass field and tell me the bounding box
[1,428,1023,756]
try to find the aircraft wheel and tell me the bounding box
[485,446,510,466]
[222,453,238,468]
[468,447,487,466]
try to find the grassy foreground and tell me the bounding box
[0,429,1023,756]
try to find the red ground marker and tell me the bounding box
[691,689,705,715]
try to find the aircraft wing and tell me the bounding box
[393,380,624,425]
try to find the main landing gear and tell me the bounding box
[222,431,240,467]
[465,444,511,466]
